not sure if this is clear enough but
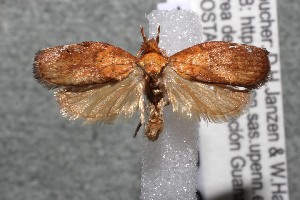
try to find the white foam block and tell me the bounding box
[140,10,202,200]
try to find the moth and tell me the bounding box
[33,27,270,141]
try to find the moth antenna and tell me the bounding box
[156,25,160,44]
[140,26,147,43]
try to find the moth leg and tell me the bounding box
[133,121,142,138]
[133,89,146,139]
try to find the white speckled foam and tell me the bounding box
[141,10,202,200]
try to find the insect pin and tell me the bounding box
[34,26,270,141]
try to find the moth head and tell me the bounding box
[140,26,161,54]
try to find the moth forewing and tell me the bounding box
[169,41,270,89]
[34,42,137,88]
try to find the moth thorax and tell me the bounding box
[138,52,167,76]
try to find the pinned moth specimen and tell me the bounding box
[33,27,270,141]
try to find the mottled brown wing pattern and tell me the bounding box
[164,67,251,122]
[170,41,270,89]
[55,69,144,124]
[33,29,271,141]
[34,42,137,88]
